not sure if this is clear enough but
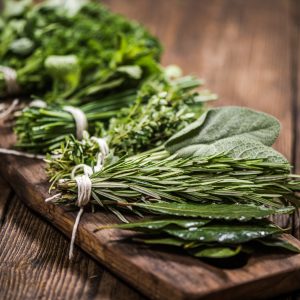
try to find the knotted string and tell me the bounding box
[91,137,109,172]
[63,106,87,140]
[45,137,109,259]
[0,66,20,95]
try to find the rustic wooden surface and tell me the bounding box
[1,0,300,299]
[0,178,144,300]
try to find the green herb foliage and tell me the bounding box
[14,89,136,153]
[99,217,299,258]
[15,73,215,154]
[47,106,300,259]
[0,0,162,101]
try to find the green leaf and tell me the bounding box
[44,55,81,92]
[165,223,282,243]
[9,37,34,56]
[133,236,185,247]
[174,136,289,164]
[129,202,292,220]
[165,107,283,162]
[190,245,242,258]
[101,218,210,230]
[257,236,300,253]
[47,0,88,16]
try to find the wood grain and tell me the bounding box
[1,0,300,299]
[1,116,300,300]
[290,0,300,245]
[0,176,144,300]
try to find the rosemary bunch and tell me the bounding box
[54,150,300,217]
[53,150,300,257]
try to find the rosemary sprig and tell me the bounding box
[53,150,300,218]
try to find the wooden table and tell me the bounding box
[0,0,300,299]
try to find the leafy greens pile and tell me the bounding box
[0,0,161,102]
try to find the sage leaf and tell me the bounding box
[174,136,289,164]
[165,106,282,161]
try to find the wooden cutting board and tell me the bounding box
[1,124,300,300]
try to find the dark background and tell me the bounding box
[0,0,300,299]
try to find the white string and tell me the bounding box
[0,148,46,159]
[71,164,93,181]
[45,137,109,260]
[68,165,92,259]
[91,137,109,172]
[0,66,20,95]
[0,99,19,123]
[63,106,87,140]
[45,193,62,203]
[29,99,47,108]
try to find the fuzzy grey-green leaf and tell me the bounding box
[165,106,281,158]
[175,136,289,164]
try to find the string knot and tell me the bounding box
[67,137,109,259]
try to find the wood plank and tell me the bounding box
[1,121,300,300]
[0,177,11,224]
[1,0,300,299]
[0,176,144,300]
[290,0,300,240]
